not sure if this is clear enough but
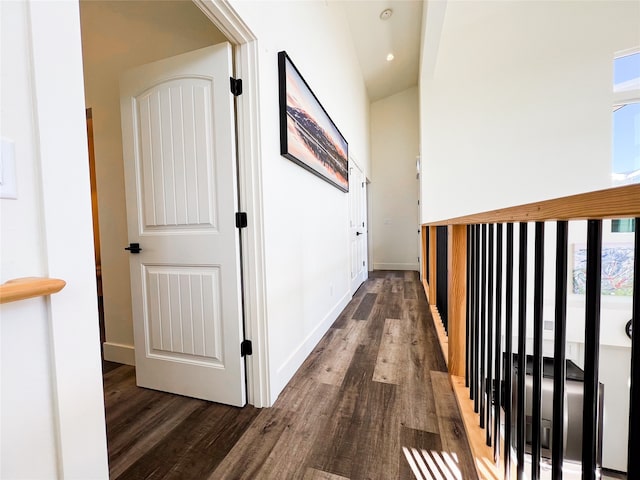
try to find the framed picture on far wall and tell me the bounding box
[278,51,349,192]
[572,242,635,296]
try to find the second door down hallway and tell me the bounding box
[103,271,477,479]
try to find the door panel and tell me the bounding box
[137,78,217,229]
[120,43,245,406]
[145,266,223,364]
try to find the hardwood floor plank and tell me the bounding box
[293,328,341,381]
[308,346,371,477]
[398,301,440,433]
[108,394,202,478]
[404,271,417,282]
[372,318,406,384]
[364,277,385,293]
[368,270,388,279]
[254,382,340,478]
[315,320,367,386]
[431,371,479,480]
[352,292,377,320]
[404,280,417,300]
[333,287,368,328]
[116,402,258,480]
[358,303,387,350]
[102,360,124,374]
[398,426,443,480]
[209,407,294,480]
[349,381,400,480]
[303,468,351,480]
[391,276,405,293]
[380,292,403,319]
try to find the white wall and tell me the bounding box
[79,1,228,363]
[228,0,370,402]
[419,2,640,471]
[1,1,108,477]
[0,3,58,476]
[370,86,420,271]
[420,0,640,223]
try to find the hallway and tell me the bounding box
[103,271,477,479]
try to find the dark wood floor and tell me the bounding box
[103,271,477,479]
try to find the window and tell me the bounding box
[611,218,635,233]
[612,50,640,186]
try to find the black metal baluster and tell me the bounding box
[582,220,602,480]
[470,225,476,400]
[504,223,514,479]
[517,222,528,480]
[480,223,487,428]
[436,226,449,332]
[628,218,640,478]
[552,221,568,480]
[469,225,475,400]
[474,224,481,413]
[466,225,472,388]
[532,222,545,480]
[494,223,503,462]
[487,224,494,444]
[425,227,430,283]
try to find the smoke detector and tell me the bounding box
[380,8,393,20]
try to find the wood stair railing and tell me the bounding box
[0,277,66,304]
[422,183,640,480]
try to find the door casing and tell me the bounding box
[193,0,270,408]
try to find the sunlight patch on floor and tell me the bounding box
[402,447,462,480]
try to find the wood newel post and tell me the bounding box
[448,224,467,377]
[428,226,438,303]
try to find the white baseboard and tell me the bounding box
[271,290,351,403]
[373,262,419,271]
[103,342,135,366]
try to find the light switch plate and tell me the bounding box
[0,138,17,199]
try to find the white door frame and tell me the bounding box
[28,1,109,476]
[193,0,270,408]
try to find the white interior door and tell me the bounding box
[349,160,368,293]
[120,43,246,406]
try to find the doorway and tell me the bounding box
[349,158,368,293]
[79,0,268,409]
[85,108,104,351]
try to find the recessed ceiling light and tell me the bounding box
[380,8,393,20]
[386,53,395,62]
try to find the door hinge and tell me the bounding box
[241,339,253,356]
[236,212,248,229]
[230,77,243,96]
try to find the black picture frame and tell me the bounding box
[278,51,349,192]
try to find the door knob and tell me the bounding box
[356,232,363,236]
[125,243,142,254]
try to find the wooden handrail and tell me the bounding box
[425,184,640,226]
[0,277,66,304]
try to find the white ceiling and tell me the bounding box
[340,0,424,102]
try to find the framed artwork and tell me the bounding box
[278,51,349,192]
[572,243,635,296]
